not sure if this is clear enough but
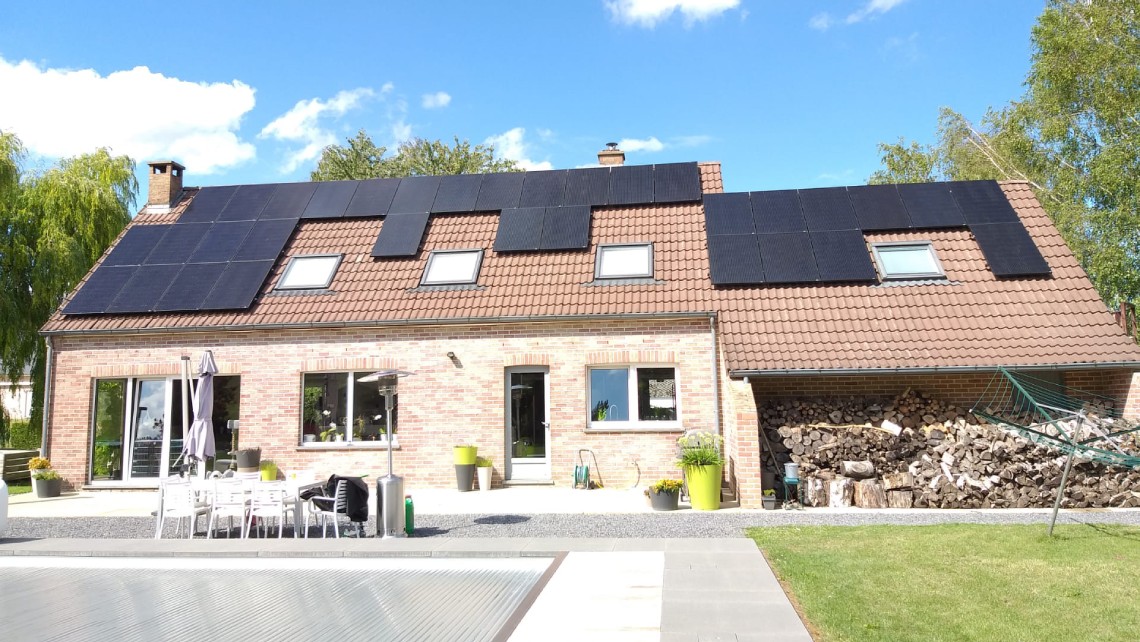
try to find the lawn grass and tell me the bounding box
[748,523,1140,642]
[5,480,31,495]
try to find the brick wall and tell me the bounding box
[47,316,720,492]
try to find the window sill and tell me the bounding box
[586,423,684,434]
[298,440,400,450]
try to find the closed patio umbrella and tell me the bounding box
[182,350,217,467]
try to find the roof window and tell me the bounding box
[871,242,944,279]
[421,249,484,285]
[596,243,653,279]
[277,254,342,290]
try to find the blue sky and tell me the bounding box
[0,1,1043,200]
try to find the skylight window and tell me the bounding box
[421,249,483,285]
[596,244,653,279]
[871,242,944,279]
[277,254,342,290]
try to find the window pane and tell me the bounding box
[598,245,652,278]
[91,379,126,481]
[280,256,339,289]
[589,368,629,421]
[877,245,939,277]
[302,373,349,443]
[423,251,481,284]
[353,375,395,442]
[130,380,167,479]
[637,368,677,421]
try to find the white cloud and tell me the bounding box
[259,88,374,173]
[809,12,834,31]
[606,0,740,28]
[619,136,665,153]
[673,134,712,147]
[0,57,256,174]
[846,0,908,25]
[421,91,451,109]
[484,127,552,171]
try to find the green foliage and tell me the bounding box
[676,430,725,467]
[310,130,520,181]
[0,132,136,433]
[475,456,493,468]
[5,419,39,449]
[650,478,683,493]
[870,1,1140,308]
[32,468,60,481]
[591,399,610,421]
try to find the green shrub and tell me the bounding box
[676,430,725,467]
[5,419,39,449]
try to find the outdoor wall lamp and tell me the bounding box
[446,351,462,367]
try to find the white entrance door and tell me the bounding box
[505,368,550,481]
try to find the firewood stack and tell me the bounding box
[760,388,1140,509]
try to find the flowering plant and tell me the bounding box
[29,456,51,471]
[676,431,725,467]
[650,478,683,494]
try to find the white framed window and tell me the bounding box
[421,249,483,285]
[588,365,679,429]
[301,372,397,447]
[277,254,342,290]
[871,242,945,279]
[596,243,653,279]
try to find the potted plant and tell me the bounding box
[260,460,278,481]
[762,488,778,510]
[476,456,493,491]
[677,431,725,511]
[32,467,62,498]
[647,478,682,511]
[453,444,478,491]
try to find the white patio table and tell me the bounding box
[154,476,324,538]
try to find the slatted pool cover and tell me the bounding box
[0,556,551,642]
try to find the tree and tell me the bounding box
[310,131,519,181]
[870,0,1140,307]
[0,131,136,444]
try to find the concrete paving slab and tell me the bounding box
[520,537,618,554]
[665,551,770,570]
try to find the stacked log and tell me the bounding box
[761,388,1140,509]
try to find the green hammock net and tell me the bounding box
[971,368,1140,468]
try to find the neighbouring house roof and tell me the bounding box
[41,163,1140,374]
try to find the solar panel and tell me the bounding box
[62,266,137,314]
[388,176,440,214]
[848,184,913,231]
[200,260,274,310]
[475,172,525,211]
[897,182,964,228]
[259,182,316,220]
[970,222,1051,277]
[799,187,860,231]
[178,185,238,224]
[153,263,227,312]
[344,178,399,217]
[144,222,211,265]
[432,174,483,212]
[751,190,806,234]
[704,192,755,235]
[607,165,654,205]
[707,234,764,285]
[758,232,819,283]
[371,212,430,257]
[493,207,544,252]
[301,180,359,219]
[653,162,702,203]
[218,184,276,222]
[519,170,568,208]
[563,167,610,206]
[188,221,255,263]
[102,225,169,266]
[951,180,1019,224]
[105,264,182,313]
[810,230,876,282]
[540,205,591,250]
[232,218,297,262]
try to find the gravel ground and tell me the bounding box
[6,509,1140,540]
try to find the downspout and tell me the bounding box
[709,315,721,435]
[41,336,54,458]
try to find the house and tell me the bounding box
[1,364,33,422]
[38,149,1140,507]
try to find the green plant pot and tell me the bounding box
[260,461,278,481]
[685,464,722,511]
[453,445,478,465]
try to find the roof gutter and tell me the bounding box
[41,311,719,338]
[731,361,1140,378]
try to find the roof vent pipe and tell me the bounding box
[598,142,625,166]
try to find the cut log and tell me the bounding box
[801,477,827,507]
[882,471,914,491]
[887,490,914,508]
[854,480,888,508]
[828,478,854,508]
[840,460,876,479]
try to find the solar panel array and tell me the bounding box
[704,180,1050,285]
[493,206,591,252]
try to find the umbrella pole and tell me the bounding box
[179,356,194,478]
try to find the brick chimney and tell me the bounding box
[597,142,625,166]
[146,160,185,210]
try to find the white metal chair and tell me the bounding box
[206,479,249,538]
[154,479,209,539]
[308,479,349,538]
[245,481,296,538]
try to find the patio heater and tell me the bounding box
[359,369,413,538]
